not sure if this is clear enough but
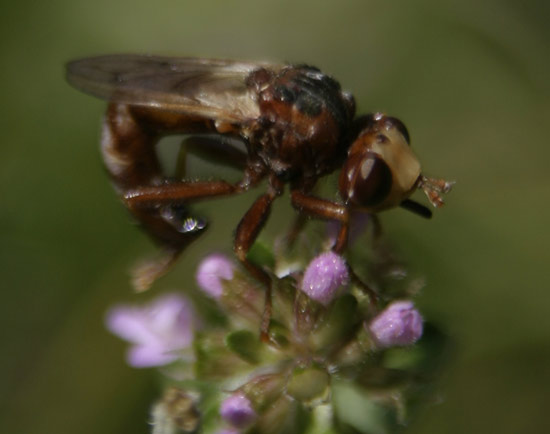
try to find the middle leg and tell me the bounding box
[233,185,281,343]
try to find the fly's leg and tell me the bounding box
[290,190,349,253]
[284,183,321,249]
[124,149,265,292]
[125,180,240,291]
[290,190,379,305]
[103,103,264,291]
[234,183,282,343]
[124,180,237,206]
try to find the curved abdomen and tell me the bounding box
[100,103,211,249]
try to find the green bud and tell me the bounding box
[242,374,287,412]
[271,276,297,326]
[266,319,291,348]
[255,396,294,434]
[220,270,263,326]
[309,294,359,352]
[294,290,324,337]
[286,365,330,406]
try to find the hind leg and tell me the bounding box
[125,180,243,291]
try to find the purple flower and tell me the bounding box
[301,251,349,306]
[105,293,195,367]
[368,300,423,348]
[196,253,235,299]
[220,392,256,428]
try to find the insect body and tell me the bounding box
[66,55,452,335]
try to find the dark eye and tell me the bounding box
[339,152,392,208]
[385,116,410,144]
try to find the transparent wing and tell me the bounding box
[66,54,282,122]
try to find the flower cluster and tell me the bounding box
[106,228,445,434]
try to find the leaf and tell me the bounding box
[225,330,262,364]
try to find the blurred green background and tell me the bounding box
[1,0,549,433]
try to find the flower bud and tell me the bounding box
[300,252,349,306]
[196,253,235,299]
[368,301,423,348]
[220,392,257,429]
[286,365,330,405]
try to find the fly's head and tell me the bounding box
[339,113,452,213]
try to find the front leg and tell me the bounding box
[290,190,378,304]
[290,190,349,253]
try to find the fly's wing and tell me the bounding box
[66,54,283,123]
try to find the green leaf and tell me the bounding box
[333,381,394,434]
[225,330,262,364]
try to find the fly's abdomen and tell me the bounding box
[101,103,162,192]
[101,103,207,250]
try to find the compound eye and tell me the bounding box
[384,116,410,144]
[339,152,392,208]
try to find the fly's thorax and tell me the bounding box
[248,65,354,181]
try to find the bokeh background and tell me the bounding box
[1,1,549,433]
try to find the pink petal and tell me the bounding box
[196,253,235,299]
[126,344,180,368]
[106,306,158,345]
